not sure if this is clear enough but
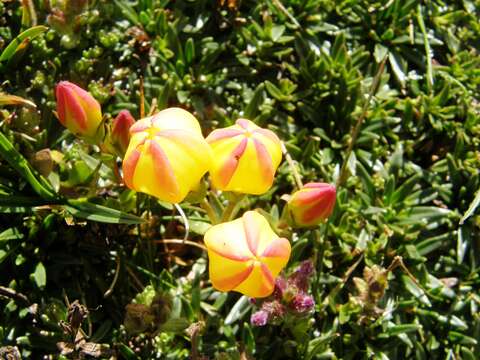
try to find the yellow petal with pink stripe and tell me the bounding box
[204,211,291,298]
[206,119,282,195]
[122,108,212,203]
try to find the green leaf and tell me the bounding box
[113,0,139,25]
[0,25,48,63]
[396,206,451,226]
[306,332,337,360]
[65,199,144,224]
[33,262,46,288]
[159,318,190,333]
[77,150,115,180]
[0,195,53,207]
[0,131,56,200]
[225,296,250,325]
[244,83,265,119]
[270,25,285,42]
[117,343,139,360]
[0,93,36,108]
[448,331,477,346]
[385,324,421,336]
[374,44,388,63]
[388,50,407,87]
[90,320,112,343]
[402,275,431,307]
[184,38,195,64]
[0,228,24,242]
[189,220,211,235]
[265,80,287,101]
[460,187,480,224]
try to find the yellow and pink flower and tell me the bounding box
[122,107,212,203]
[204,211,291,298]
[55,81,103,142]
[288,182,336,227]
[206,119,282,195]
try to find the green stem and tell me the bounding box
[221,193,245,222]
[146,197,154,271]
[336,56,387,188]
[200,198,219,224]
[174,203,189,242]
[281,141,303,189]
[312,221,329,302]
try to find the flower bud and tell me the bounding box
[206,119,282,195]
[55,81,103,142]
[111,110,135,155]
[204,211,291,298]
[287,183,336,227]
[122,107,212,204]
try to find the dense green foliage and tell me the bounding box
[1,0,480,358]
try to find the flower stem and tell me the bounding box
[221,193,245,222]
[174,203,189,243]
[200,198,219,224]
[281,141,303,189]
[336,56,387,188]
[152,239,207,251]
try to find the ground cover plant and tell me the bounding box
[1,0,480,359]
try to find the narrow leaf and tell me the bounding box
[460,187,480,224]
[33,262,46,288]
[66,199,144,225]
[0,131,56,199]
[0,25,47,63]
[0,93,36,108]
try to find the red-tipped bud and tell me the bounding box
[111,110,135,155]
[287,183,336,228]
[55,81,103,142]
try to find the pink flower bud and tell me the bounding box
[288,183,336,227]
[111,110,135,155]
[55,81,103,142]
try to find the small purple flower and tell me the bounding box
[251,310,268,326]
[262,300,286,322]
[288,260,314,292]
[291,294,315,313]
[297,260,314,277]
[273,276,287,299]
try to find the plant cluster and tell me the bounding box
[0,0,479,359]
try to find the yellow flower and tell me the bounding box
[206,119,282,195]
[122,107,212,203]
[55,81,103,142]
[288,182,336,227]
[204,211,291,298]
